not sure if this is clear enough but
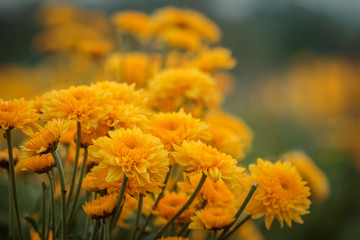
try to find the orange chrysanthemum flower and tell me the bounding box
[41,85,110,130]
[0,148,20,169]
[149,110,212,153]
[282,151,330,201]
[148,68,222,117]
[112,11,153,38]
[245,158,311,229]
[155,192,196,222]
[22,153,55,174]
[172,141,245,189]
[0,98,39,135]
[83,194,117,219]
[159,28,201,52]
[21,119,71,158]
[189,207,235,230]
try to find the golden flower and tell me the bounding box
[0,148,20,169]
[148,68,222,117]
[186,47,236,73]
[172,141,245,189]
[83,194,117,219]
[149,110,212,153]
[245,158,311,229]
[204,111,253,159]
[79,123,110,148]
[0,98,39,135]
[189,207,235,230]
[41,85,111,130]
[155,192,196,222]
[59,121,77,145]
[236,220,264,240]
[159,28,201,52]
[112,11,153,38]
[152,7,220,43]
[30,229,53,240]
[282,151,330,201]
[22,153,55,174]
[88,128,169,196]
[21,119,71,158]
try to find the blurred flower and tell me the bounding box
[236,220,264,240]
[245,158,311,229]
[189,207,235,230]
[83,194,117,219]
[112,11,154,39]
[0,148,20,169]
[22,153,55,174]
[159,28,201,52]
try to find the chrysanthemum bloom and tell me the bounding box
[41,85,111,131]
[0,98,40,135]
[112,11,154,39]
[159,28,201,52]
[59,121,77,145]
[236,220,264,240]
[79,123,110,148]
[83,194,117,219]
[245,158,311,229]
[22,153,55,174]
[88,128,169,196]
[204,111,253,159]
[149,110,212,153]
[189,207,235,230]
[178,174,236,209]
[282,151,329,201]
[0,148,20,169]
[186,47,236,73]
[148,68,222,117]
[172,140,245,189]
[152,7,221,43]
[21,119,71,158]
[155,192,196,222]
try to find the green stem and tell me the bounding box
[51,150,67,240]
[155,173,207,239]
[212,230,218,240]
[103,218,110,240]
[131,195,143,240]
[99,220,104,240]
[84,191,92,239]
[7,170,14,240]
[4,129,24,240]
[137,165,172,240]
[41,182,47,240]
[220,215,251,240]
[178,223,190,237]
[110,175,128,231]
[88,220,97,240]
[66,121,81,208]
[217,184,258,240]
[67,147,88,229]
[47,171,56,240]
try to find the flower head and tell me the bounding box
[83,194,117,219]
[0,98,39,135]
[189,207,235,230]
[112,11,153,38]
[159,28,201,52]
[22,153,55,174]
[172,141,245,189]
[245,158,311,229]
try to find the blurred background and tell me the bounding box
[0,0,360,239]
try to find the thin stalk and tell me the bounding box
[131,195,143,240]
[103,218,110,240]
[66,121,81,208]
[51,150,67,240]
[67,147,88,229]
[217,184,258,240]
[47,171,55,240]
[155,173,207,239]
[4,129,24,240]
[7,170,14,240]
[99,220,104,240]
[212,230,218,240]
[24,215,41,233]
[88,220,97,240]
[137,165,172,240]
[178,223,190,236]
[41,182,47,240]
[110,175,128,231]
[84,191,92,239]
[220,215,251,240]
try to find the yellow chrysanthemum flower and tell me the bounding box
[0,98,39,135]
[41,85,110,130]
[83,194,117,219]
[282,151,330,201]
[186,47,236,73]
[59,121,77,145]
[112,11,154,38]
[204,111,253,159]
[155,192,196,223]
[245,158,311,229]
[172,140,245,189]
[88,128,169,195]
[0,148,20,169]
[189,207,235,230]
[22,153,55,174]
[148,68,222,117]
[159,28,201,52]
[149,110,212,153]
[21,119,71,158]
[79,123,110,148]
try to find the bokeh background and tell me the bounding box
[0,0,360,239]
